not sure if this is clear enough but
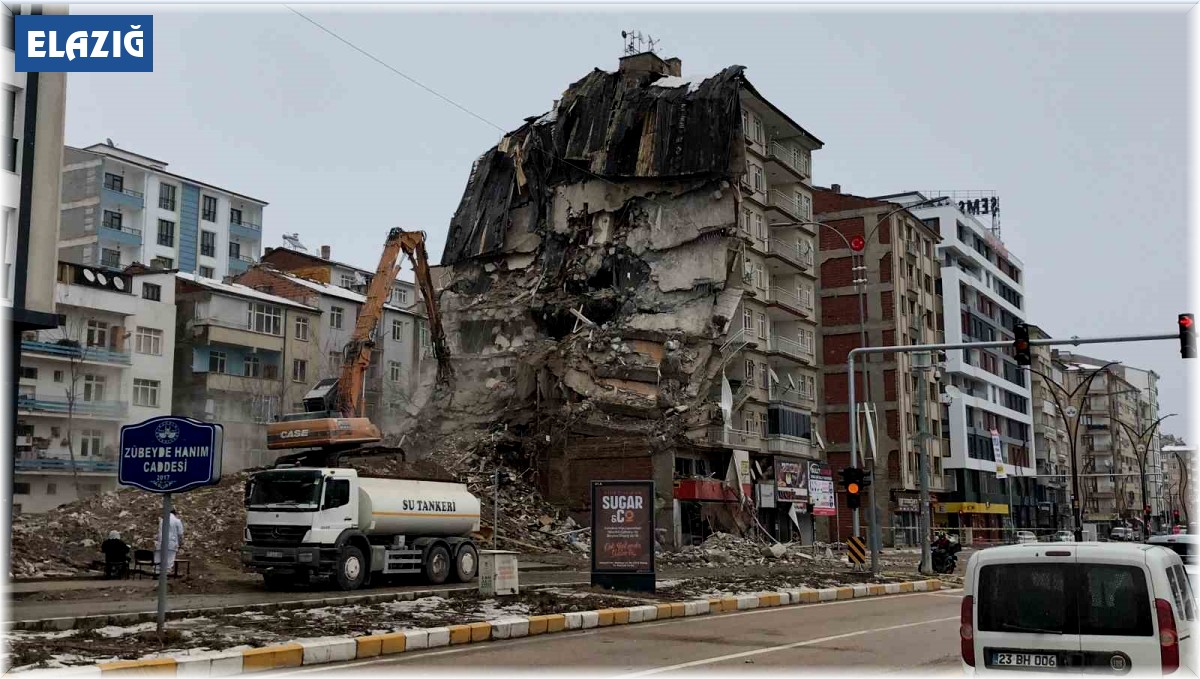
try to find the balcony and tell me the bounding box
[768,387,815,410]
[696,426,764,452]
[766,435,813,456]
[99,222,143,247]
[102,186,145,210]
[193,321,285,352]
[228,255,257,275]
[200,370,282,394]
[765,141,810,182]
[22,340,131,365]
[15,458,117,474]
[768,286,815,318]
[767,190,808,222]
[229,219,262,241]
[767,334,815,364]
[766,238,814,271]
[17,395,127,419]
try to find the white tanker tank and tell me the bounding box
[241,467,483,591]
[356,477,481,537]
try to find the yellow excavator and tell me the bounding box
[266,228,452,467]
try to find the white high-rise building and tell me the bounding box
[886,192,1035,537]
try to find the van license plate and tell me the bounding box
[267,551,283,558]
[992,652,1057,668]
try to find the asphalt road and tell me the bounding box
[263,588,965,675]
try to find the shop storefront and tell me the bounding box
[934,501,1010,545]
[891,492,939,547]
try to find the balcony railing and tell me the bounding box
[230,219,262,231]
[768,190,807,221]
[700,426,763,451]
[767,141,810,179]
[767,238,814,270]
[769,286,815,316]
[15,458,117,473]
[17,395,127,418]
[21,340,132,365]
[768,387,815,409]
[766,435,811,456]
[768,334,815,363]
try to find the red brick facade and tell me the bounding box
[821,295,862,327]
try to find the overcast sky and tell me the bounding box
[67,5,1190,436]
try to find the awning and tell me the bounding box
[934,501,1010,515]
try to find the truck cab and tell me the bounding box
[241,466,480,591]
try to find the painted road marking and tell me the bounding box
[618,616,960,676]
[263,589,959,676]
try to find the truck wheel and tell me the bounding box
[452,543,479,582]
[335,546,367,591]
[424,544,451,585]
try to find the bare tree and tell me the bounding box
[41,315,97,498]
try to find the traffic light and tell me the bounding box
[1013,322,1031,367]
[1179,314,1196,359]
[840,467,864,510]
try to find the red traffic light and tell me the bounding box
[850,235,866,252]
[1182,316,1194,329]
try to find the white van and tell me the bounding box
[960,543,1196,675]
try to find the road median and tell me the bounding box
[9,578,945,676]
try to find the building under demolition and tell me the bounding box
[426,53,826,549]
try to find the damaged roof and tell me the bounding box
[442,65,749,265]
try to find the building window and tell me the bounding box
[18,366,35,380]
[743,308,752,331]
[419,321,430,349]
[753,116,763,143]
[202,195,218,222]
[745,359,755,383]
[209,350,227,374]
[133,378,160,407]
[757,312,767,339]
[102,210,122,230]
[389,361,402,382]
[142,283,162,301]
[85,319,108,348]
[103,173,124,193]
[292,359,307,383]
[198,266,214,279]
[247,302,282,335]
[157,219,175,247]
[101,249,121,269]
[294,316,309,341]
[392,319,404,341]
[230,208,242,225]
[395,288,409,305]
[150,257,173,270]
[13,483,29,496]
[53,370,63,383]
[760,363,769,389]
[741,207,751,233]
[80,429,103,457]
[228,241,241,260]
[83,374,106,401]
[741,109,749,138]
[340,274,355,288]
[243,355,260,378]
[200,230,216,257]
[46,483,56,496]
[751,164,763,191]
[159,183,177,211]
[330,306,344,329]
[329,351,342,373]
[135,327,163,355]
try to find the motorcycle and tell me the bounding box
[930,536,962,574]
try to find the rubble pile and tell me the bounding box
[11,473,252,579]
[658,532,831,569]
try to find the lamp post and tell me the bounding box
[1024,360,1120,541]
[1115,414,1175,540]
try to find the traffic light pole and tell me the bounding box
[846,329,1181,564]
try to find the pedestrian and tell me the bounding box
[154,509,184,575]
[100,530,130,580]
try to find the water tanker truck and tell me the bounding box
[240,467,481,591]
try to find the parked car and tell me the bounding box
[1110,527,1136,542]
[1015,531,1038,544]
[1052,530,1075,543]
[1148,534,1197,565]
[960,543,1196,675]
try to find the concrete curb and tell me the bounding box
[12,579,944,676]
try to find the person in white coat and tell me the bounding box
[154,509,184,575]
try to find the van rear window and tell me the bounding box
[978,563,1152,637]
[1078,564,1152,636]
[979,563,1071,634]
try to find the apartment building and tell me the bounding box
[1162,443,1194,525]
[1123,365,1167,531]
[1057,353,1154,537]
[1026,325,1072,530]
[890,192,1035,541]
[15,262,175,513]
[260,244,421,315]
[811,187,946,547]
[234,264,425,432]
[172,273,321,472]
[58,142,266,279]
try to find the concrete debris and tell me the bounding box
[658,533,830,569]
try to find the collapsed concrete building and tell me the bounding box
[427,53,826,549]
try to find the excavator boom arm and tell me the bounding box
[398,232,454,385]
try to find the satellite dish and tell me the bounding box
[82,268,96,283]
[944,385,961,400]
[96,272,108,286]
[112,277,126,291]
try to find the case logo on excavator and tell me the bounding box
[279,429,311,439]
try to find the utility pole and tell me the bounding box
[915,356,932,575]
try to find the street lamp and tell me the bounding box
[1115,413,1175,540]
[1025,359,1120,541]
